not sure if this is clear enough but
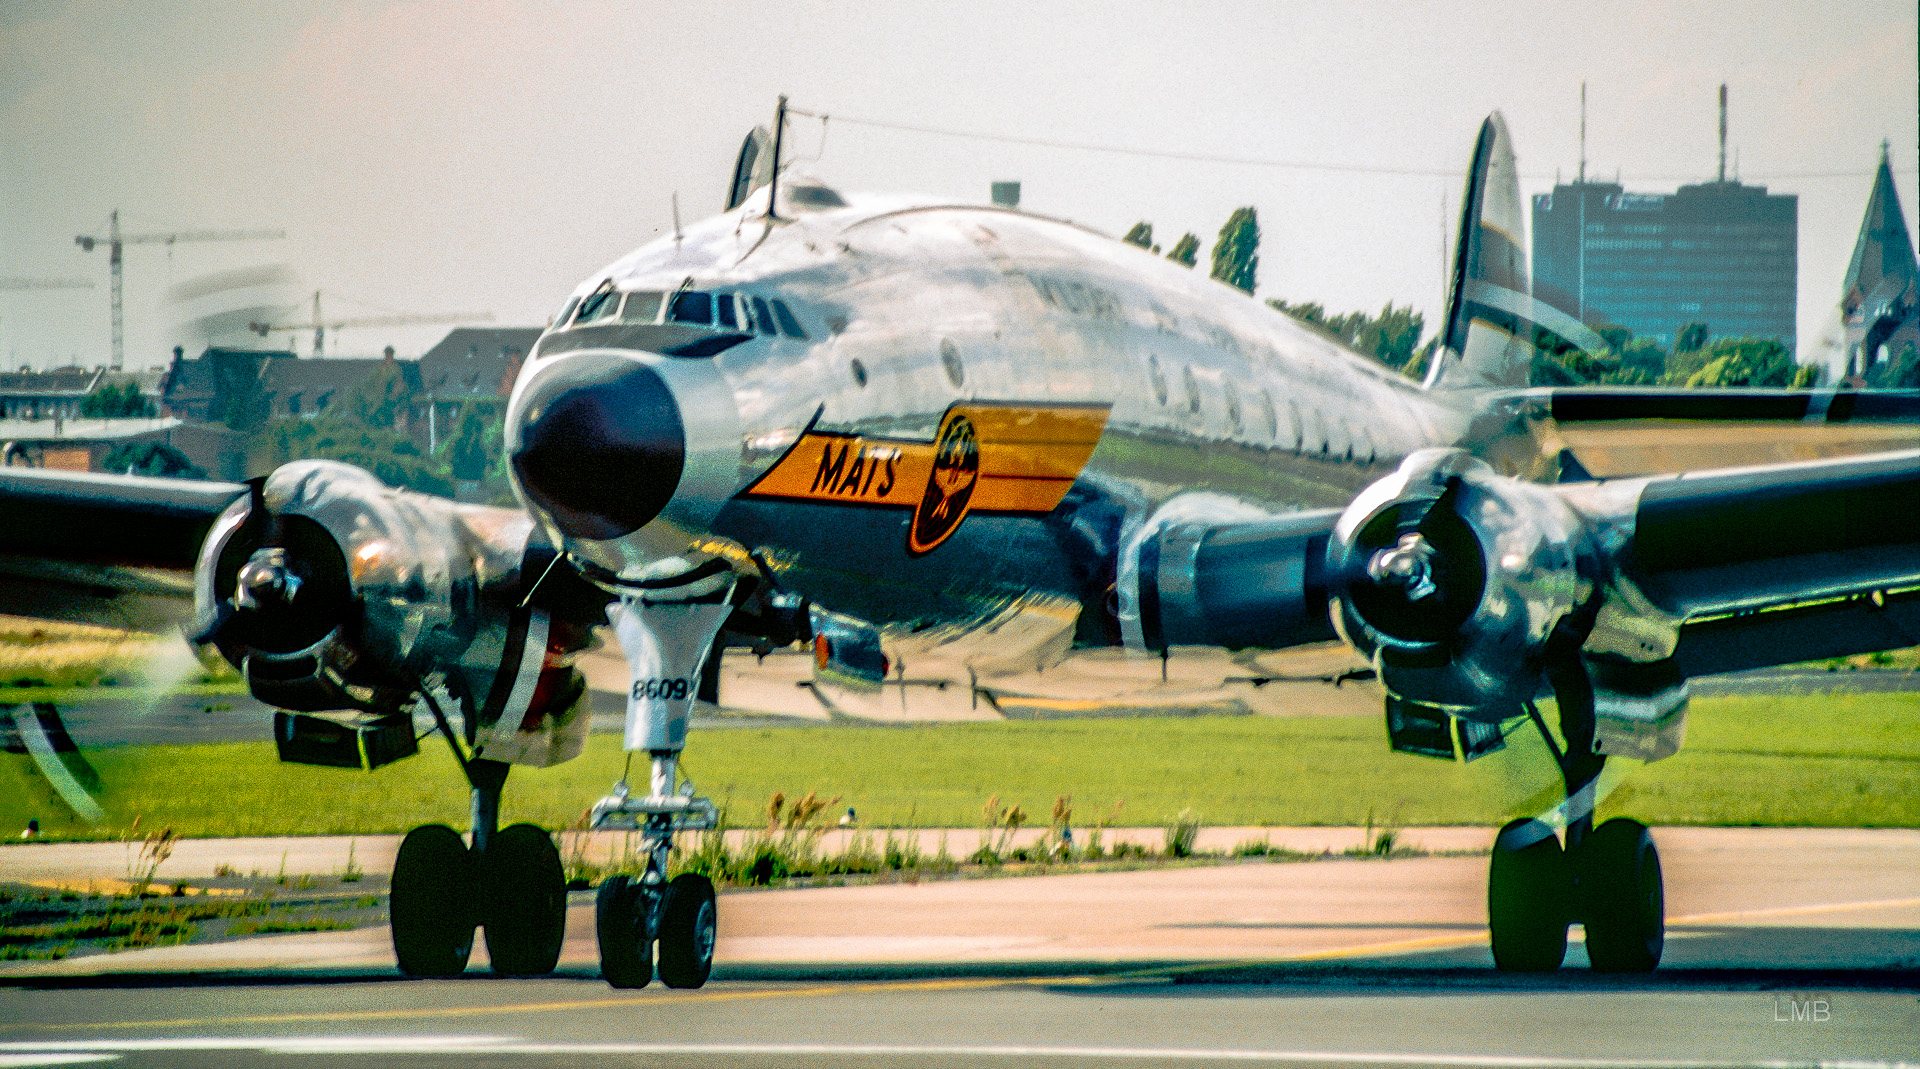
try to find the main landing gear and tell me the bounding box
[390,702,568,978]
[590,751,720,989]
[1487,657,1664,973]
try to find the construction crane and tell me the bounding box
[75,210,285,369]
[249,291,495,356]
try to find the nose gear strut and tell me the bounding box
[588,580,734,988]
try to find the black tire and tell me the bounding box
[1579,818,1664,973]
[391,824,477,978]
[656,873,717,989]
[481,823,567,976]
[1488,817,1570,972]
[596,875,652,989]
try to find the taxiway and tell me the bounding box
[1,827,1915,1067]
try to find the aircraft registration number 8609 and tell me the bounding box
[632,677,693,701]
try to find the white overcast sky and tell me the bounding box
[2,0,1914,371]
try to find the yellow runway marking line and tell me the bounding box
[20,879,249,898]
[32,977,1021,1033]
[1667,896,1920,927]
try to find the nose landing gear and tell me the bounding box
[590,753,722,989]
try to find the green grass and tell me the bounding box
[2,694,1915,839]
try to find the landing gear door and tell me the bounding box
[613,597,734,751]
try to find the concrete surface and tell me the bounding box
[2,828,1915,1067]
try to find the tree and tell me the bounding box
[1683,338,1802,388]
[1122,222,1158,253]
[342,356,415,431]
[244,352,451,496]
[253,417,452,497]
[101,441,202,478]
[443,400,504,483]
[1210,207,1259,294]
[79,382,155,418]
[1675,321,1709,354]
[1165,233,1200,268]
[1864,341,1920,388]
[1268,298,1428,379]
[1523,318,1675,386]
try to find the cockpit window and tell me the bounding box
[750,297,776,337]
[622,291,663,324]
[771,299,807,339]
[668,290,712,326]
[575,281,618,325]
[715,294,739,330]
[553,296,580,328]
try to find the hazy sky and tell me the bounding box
[3,0,1915,371]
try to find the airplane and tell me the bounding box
[3,103,1918,988]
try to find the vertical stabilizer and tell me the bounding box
[725,126,775,212]
[1427,113,1535,391]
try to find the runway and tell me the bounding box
[2,828,1915,1067]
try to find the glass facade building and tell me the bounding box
[1531,180,1797,351]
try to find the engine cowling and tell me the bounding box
[193,460,607,766]
[1327,448,1599,721]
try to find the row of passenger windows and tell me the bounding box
[1144,353,1377,463]
[567,286,809,339]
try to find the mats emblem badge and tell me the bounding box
[909,411,980,554]
[738,401,1110,555]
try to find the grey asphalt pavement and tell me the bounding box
[1,828,1915,1067]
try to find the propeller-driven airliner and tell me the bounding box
[4,104,1917,986]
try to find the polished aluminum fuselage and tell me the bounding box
[511,191,1552,647]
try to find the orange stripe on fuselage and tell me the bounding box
[742,403,1109,515]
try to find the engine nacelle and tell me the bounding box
[194,460,606,766]
[1328,449,1598,720]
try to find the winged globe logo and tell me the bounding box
[908,410,979,553]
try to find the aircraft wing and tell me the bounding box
[1533,386,1920,480]
[1144,444,1920,762]
[0,467,246,629]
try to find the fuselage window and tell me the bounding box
[940,339,966,388]
[575,281,618,324]
[1223,381,1243,434]
[669,291,712,326]
[751,296,777,336]
[771,299,808,339]
[1147,355,1168,406]
[1181,365,1201,416]
[715,294,739,330]
[623,291,663,324]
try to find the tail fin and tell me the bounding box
[725,126,775,212]
[1427,113,1534,391]
[1427,113,1608,391]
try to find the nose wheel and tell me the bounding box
[590,755,721,989]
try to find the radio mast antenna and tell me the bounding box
[1718,84,1728,182]
[766,95,788,222]
[1578,82,1586,184]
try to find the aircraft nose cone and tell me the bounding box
[510,356,685,541]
